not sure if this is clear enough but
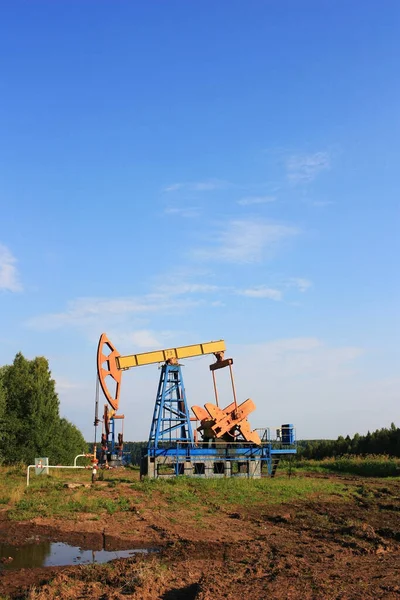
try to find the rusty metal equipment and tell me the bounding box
[192,400,261,445]
[94,333,296,477]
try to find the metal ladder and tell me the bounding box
[271,457,280,478]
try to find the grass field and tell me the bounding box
[0,464,351,522]
[1,455,398,522]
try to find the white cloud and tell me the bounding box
[237,196,276,206]
[155,282,220,296]
[287,278,312,293]
[155,277,309,304]
[287,152,330,183]
[164,206,201,218]
[163,179,230,193]
[109,329,165,349]
[194,218,299,264]
[163,183,184,192]
[0,244,22,292]
[54,377,83,392]
[26,295,204,331]
[208,338,364,434]
[238,286,282,301]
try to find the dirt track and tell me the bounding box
[0,474,399,599]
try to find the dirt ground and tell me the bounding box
[0,474,399,600]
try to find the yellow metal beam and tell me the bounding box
[117,340,226,370]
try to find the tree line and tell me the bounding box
[0,353,87,465]
[121,441,147,465]
[297,423,400,459]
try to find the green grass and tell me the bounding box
[0,464,351,522]
[130,475,349,508]
[0,466,139,520]
[290,455,400,477]
[7,486,139,520]
[0,461,357,523]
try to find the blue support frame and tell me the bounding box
[148,364,194,451]
[143,363,297,477]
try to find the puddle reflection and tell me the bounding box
[0,541,156,570]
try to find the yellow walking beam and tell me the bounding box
[117,340,226,369]
[97,333,225,411]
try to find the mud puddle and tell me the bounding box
[0,541,158,570]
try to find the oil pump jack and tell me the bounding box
[94,333,296,478]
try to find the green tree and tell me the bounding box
[298,425,400,459]
[351,433,361,453]
[0,366,8,464]
[53,418,87,464]
[1,353,87,465]
[3,354,61,463]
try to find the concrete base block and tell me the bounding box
[141,455,264,479]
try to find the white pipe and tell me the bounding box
[26,464,86,487]
[74,454,90,467]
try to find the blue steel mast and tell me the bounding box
[148,364,194,450]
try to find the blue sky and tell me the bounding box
[1,1,399,441]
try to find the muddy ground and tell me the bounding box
[0,474,399,599]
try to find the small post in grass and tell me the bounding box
[91,460,98,484]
